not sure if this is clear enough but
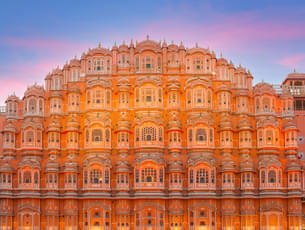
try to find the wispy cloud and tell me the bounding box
[0,58,61,103]
[0,37,91,55]
[137,14,305,53]
[277,54,305,69]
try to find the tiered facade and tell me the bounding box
[0,37,303,230]
[281,71,305,156]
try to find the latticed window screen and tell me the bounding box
[90,169,102,184]
[196,129,207,141]
[268,170,276,183]
[196,169,209,184]
[105,169,110,184]
[92,129,102,142]
[142,127,156,141]
[141,168,157,182]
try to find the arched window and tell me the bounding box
[34,172,39,184]
[87,91,91,104]
[29,98,36,113]
[207,91,212,105]
[188,129,193,142]
[86,130,89,142]
[135,128,140,142]
[23,171,31,184]
[159,168,164,183]
[189,169,194,184]
[268,170,276,183]
[26,130,34,143]
[92,129,102,142]
[187,90,192,105]
[142,127,156,141]
[256,98,260,111]
[196,129,207,141]
[106,91,111,106]
[261,170,265,184]
[262,97,270,112]
[266,129,273,144]
[168,92,179,106]
[196,168,209,184]
[90,169,102,184]
[142,168,157,182]
[258,130,263,144]
[105,129,110,143]
[105,168,110,184]
[209,129,213,143]
[39,99,43,112]
[37,130,42,144]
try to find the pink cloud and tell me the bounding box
[277,54,305,68]
[0,37,91,55]
[136,10,305,52]
[0,58,62,104]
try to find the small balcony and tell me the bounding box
[283,85,305,96]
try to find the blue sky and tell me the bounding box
[0,0,304,104]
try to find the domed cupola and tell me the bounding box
[237,118,252,131]
[5,94,19,118]
[23,84,45,117]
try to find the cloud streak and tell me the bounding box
[137,12,305,53]
[277,54,305,69]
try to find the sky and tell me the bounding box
[0,0,304,104]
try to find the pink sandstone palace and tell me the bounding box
[0,36,305,230]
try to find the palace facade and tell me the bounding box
[281,71,305,157]
[0,37,303,230]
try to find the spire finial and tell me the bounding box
[195,42,198,48]
[123,40,125,45]
[294,68,296,72]
[220,52,223,58]
[146,34,149,40]
[98,42,101,48]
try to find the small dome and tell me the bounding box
[67,85,80,93]
[3,122,17,133]
[118,41,129,52]
[168,42,178,51]
[253,82,276,96]
[219,117,233,130]
[240,159,255,172]
[168,160,183,172]
[69,57,80,67]
[217,57,228,66]
[217,83,230,92]
[178,41,185,50]
[66,118,80,131]
[63,159,78,173]
[5,94,19,103]
[235,65,247,74]
[237,118,252,131]
[282,119,297,131]
[47,120,61,132]
[45,158,60,172]
[49,91,63,99]
[24,84,45,98]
